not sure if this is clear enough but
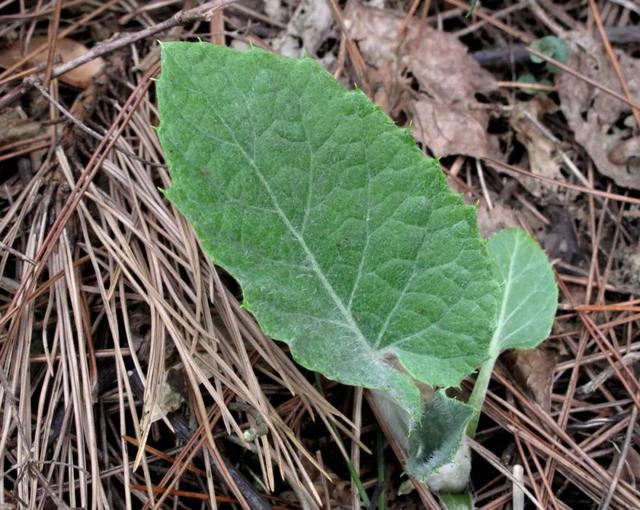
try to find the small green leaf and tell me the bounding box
[156,42,500,420]
[407,231,557,491]
[407,391,472,493]
[516,73,552,95]
[488,228,557,354]
[529,36,568,73]
[467,228,557,435]
[371,388,472,491]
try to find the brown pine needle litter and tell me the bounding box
[0,1,639,509]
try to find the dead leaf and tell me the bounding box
[0,37,104,89]
[0,107,43,144]
[611,243,640,293]
[264,0,283,21]
[510,95,563,198]
[276,0,334,60]
[502,343,557,412]
[609,448,640,486]
[344,1,496,159]
[412,101,492,159]
[544,206,579,263]
[609,136,640,170]
[557,33,640,189]
[476,202,519,238]
[147,365,188,424]
[147,358,214,426]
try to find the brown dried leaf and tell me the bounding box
[609,136,640,168]
[544,207,579,263]
[502,343,557,411]
[0,107,43,144]
[510,96,563,198]
[557,34,640,189]
[344,1,496,159]
[276,0,333,59]
[611,244,640,293]
[609,448,640,485]
[148,359,212,425]
[0,36,104,88]
[476,202,519,239]
[412,100,492,159]
[148,365,188,424]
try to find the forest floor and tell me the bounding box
[0,0,639,508]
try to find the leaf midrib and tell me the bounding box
[488,235,520,358]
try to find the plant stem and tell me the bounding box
[377,429,386,510]
[439,490,475,510]
[465,354,498,438]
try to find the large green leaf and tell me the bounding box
[156,42,499,420]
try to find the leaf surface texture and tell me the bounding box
[157,42,499,417]
[488,228,558,354]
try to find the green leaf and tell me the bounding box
[488,228,558,354]
[156,42,499,420]
[516,73,552,95]
[370,388,472,492]
[379,224,558,490]
[407,391,472,493]
[529,36,568,73]
[467,228,557,435]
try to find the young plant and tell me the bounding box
[529,35,568,73]
[156,42,557,501]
